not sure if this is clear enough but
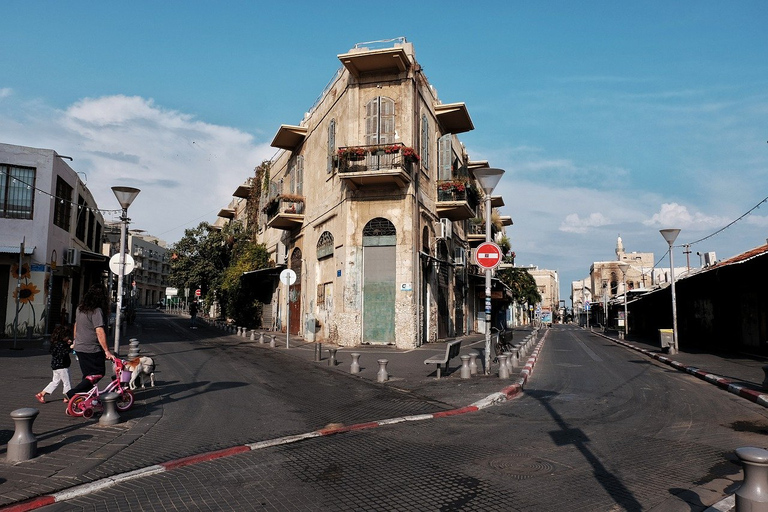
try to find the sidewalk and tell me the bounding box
[3,320,762,511]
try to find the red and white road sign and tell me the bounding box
[195,288,202,297]
[475,242,502,269]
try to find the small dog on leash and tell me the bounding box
[124,356,155,390]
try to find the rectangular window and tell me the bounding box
[76,195,86,241]
[438,134,452,181]
[53,176,73,230]
[0,165,36,219]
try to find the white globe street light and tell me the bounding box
[111,186,141,355]
[472,167,505,375]
[660,228,681,355]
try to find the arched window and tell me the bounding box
[317,231,334,259]
[363,217,396,246]
[365,97,395,145]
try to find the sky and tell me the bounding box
[2,1,767,303]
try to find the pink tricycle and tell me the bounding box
[66,358,135,418]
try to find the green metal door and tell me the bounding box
[362,217,397,344]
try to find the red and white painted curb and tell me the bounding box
[597,332,768,408]
[2,332,548,512]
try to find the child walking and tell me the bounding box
[36,324,73,403]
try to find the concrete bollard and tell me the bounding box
[314,342,322,362]
[762,366,768,391]
[269,335,276,348]
[259,332,265,344]
[377,359,389,382]
[328,348,338,366]
[468,351,479,375]
[250,330,255,341]
[503,352,514,373]
[350,353,361,374]
[736,447,768,511]
[498,355,510,379]
[99,392,121,426]
[460,355,471,379]
[7,408,39,462]
[510,349,519,368]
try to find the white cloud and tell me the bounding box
[0,88,12,98]
[559,212,611,234]
[0,94,274,243]
[643,202,729,229]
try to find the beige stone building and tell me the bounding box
[225,39,511,349]
[524,267,560,323]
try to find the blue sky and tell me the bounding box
[2,1,767,301]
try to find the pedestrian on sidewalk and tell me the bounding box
[36,324,73,403]
[189,300,198,329]
[66,284,115,400]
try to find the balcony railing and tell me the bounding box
[337,144,414,190]
[436,181,478,221]
[264,195,305,230]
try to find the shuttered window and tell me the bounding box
[365,97,395,145]
[327,119,336,174]
[420,113,430,170]
[438,134,452,180]
[290,155,304,196]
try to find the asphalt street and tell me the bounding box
[5,315,766,511]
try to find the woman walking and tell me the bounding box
[66,284,115,400]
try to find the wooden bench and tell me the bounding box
[424,340,462,379]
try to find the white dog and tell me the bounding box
[125,356,156,390]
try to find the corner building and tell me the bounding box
[248,39,509,349]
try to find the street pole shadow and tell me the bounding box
[527,389,645,512]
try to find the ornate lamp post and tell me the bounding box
[111,186,141,355]
[660,228,680,355]
[472,167,505,375]
[618,261,629,338]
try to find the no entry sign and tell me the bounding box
[475,242,502,269]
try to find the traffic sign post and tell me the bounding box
[195,288,202,298]
[475,242,502,270]
[279,269,297,348]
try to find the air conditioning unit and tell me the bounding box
[704,251,717,266]
[64,248,81,266]
[439,218,452,239]
[454,247,466,266]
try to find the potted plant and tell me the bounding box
[401,147,420,163]
[338,147,368,160]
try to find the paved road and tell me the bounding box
[30,323,768,511]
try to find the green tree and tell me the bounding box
[169,221,271,324]
[497,266,542,306]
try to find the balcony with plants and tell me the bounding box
[436,179,479,221]
[336,143,416,190]
[263,193,305,230]
[467,212,504,246]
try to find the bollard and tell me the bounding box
[314,342,322,362]
[736,447,768,511]
[328,348,338,366]
[350,353,361,374]
[259,332,265,344]
[99,392,121,426]
[762,366,768,391]
[510,349,519,368]
[460,355,471,379]
[7,408,39,462]
[269,335,276,348]
[250,330,255,341]
[503,352,514,374]
[498,355,510,379]
[468,352,479,375]
[377,359,389,382]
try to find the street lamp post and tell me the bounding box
[472,167,505,375]
[618,261,629,339]
[111,186,141,355]
[660,228,680,355]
